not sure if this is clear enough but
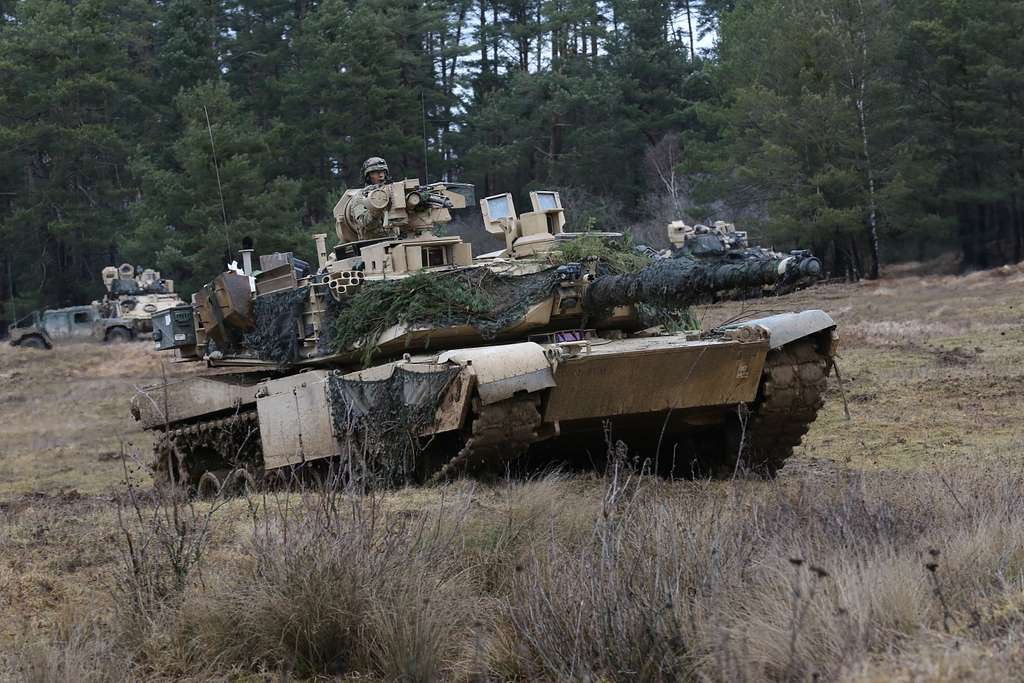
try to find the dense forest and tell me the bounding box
[1,0,1023,316]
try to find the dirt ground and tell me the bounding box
[0,342,201,496]
[1,263,1023,679]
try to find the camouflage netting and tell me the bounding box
[328,267,562,364]
[244,286,310,363]
[317,286,348,356]
[326,364,461,487]
[584,256,800,312]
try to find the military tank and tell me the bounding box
[99,264,185,333]
[132,180,837,493]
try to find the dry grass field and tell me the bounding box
[1,263,1023,681]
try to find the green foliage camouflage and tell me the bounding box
[551,235,651,274]
[328,268,562,366]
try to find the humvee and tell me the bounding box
[8,305,137,349]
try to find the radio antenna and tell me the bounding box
[204,104,232,255]
[421,90,429,181]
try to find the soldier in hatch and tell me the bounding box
[362,156,389,186]
[346,156,392,239]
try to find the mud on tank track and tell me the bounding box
[737,338,831,476]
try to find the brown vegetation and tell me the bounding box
[5,467,1024,681]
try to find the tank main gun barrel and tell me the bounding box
[583,252,822,311]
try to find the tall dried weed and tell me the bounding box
[18,463,1023,681]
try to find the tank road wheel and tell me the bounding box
[105,327,132,344]
[734,337,831,476]
[150,411,263,496]
[225,468,259,496]
[262,467,295,491]
[197,471,223,499]
[152,432,189,491]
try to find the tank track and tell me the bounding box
[153,410,262,488]
[739,338,830,475]
[429,395,543,483]
[151,395,543,490]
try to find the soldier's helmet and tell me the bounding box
[361,157,389,184]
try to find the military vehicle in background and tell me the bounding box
[7,264,184,350]
[8,305,137,349]
[99,264,185,333]
[667,219,753,255]
[132,179,837,494]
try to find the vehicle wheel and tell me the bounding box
[225,468,259,496]
[17,336,48,350]
[197,471,222,499]
[105,327,132,344]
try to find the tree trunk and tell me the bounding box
[440,3,467,177]
[957,202,976,271]
[854,17,881,279]
[848,236,863,281]
[491,4,499,74]
[536,3,543,70]
[1012,191,1023,264]
[684,0,695,60]
[976,203,989,269]
[479,0,488,75]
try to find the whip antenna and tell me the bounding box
[421,90,429,181]
[203,104,232,255]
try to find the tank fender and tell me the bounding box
[734,310,836,349]
[438,342,556,405]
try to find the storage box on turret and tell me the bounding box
[152,304,197,356]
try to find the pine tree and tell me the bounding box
[0,0,158,309]
[896,0,1024,268]
[125,81,306,294]
[689,0,915,278]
